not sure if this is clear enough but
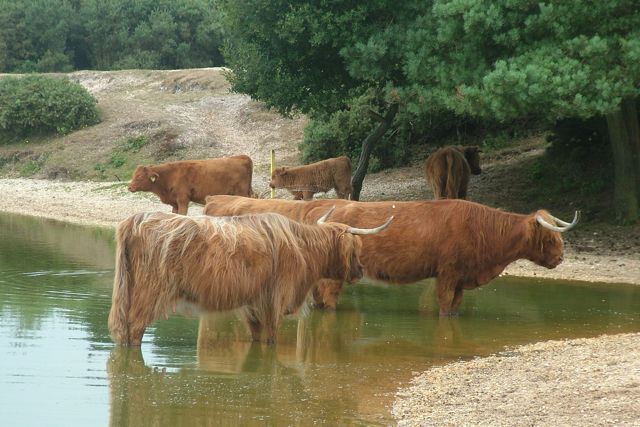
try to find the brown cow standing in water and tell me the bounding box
[425,145,481,199]
[204,195,579,316]
[108,210,392,346]
[269,156,352,200]
[128,155,253,215]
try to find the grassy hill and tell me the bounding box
[0,68,306,193]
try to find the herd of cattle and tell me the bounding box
[109,146,580,346]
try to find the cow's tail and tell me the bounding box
[108,218,133,345]
[444,150,459,199]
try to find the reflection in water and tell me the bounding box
[1,212,640,425]
[197,313,252,374]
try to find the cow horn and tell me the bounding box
[346,216,394,235]
[317,206,336,225]
[536,210,580,232]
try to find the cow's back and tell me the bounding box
[198,155,253,199]
[157,156,253,203]
[204,195,477,283]
[277,156,352,198]
[424,147,469,199]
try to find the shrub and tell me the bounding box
[121,135,149,153]
[532,117,613,195]
[0,75,100,139]
[301,94,412,172]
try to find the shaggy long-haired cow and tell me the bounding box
[108,210,392,346]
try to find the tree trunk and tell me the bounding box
[606,98,640,223]
[351,103,399,201]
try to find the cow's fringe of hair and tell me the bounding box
[108,218,135,345]
[449,202,558,264]
[108,211,358,345]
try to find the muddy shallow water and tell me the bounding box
[1,213,639,426]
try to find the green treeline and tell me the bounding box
[0,0,224,72]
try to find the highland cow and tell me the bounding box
[108,210,392,346]
[204,195,579,315]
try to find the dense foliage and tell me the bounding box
[221,0,640,219]
[0,0,224,72]
[0,75,100,137]
[537,118,613,195]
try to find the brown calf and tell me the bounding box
[270,156,352,200]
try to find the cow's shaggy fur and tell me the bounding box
[108,211,363,346]
[128,155,253,214]
[204,196,575,315]
[425,146,481,199]
[269,156,352,200]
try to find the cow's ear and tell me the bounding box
[149,172,159,182]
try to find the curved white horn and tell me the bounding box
[536,210,580,233]
[317,206,336,225]
[550,211,580,228]
[346,216,394,235]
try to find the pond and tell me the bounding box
[1,212,639,426]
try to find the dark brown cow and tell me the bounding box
[204,195,579,316]
[270,156,352,200]
[425,145,481,199]
[128,155,253,215]
[108,210,392,346]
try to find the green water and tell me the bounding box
[1,212,639,426]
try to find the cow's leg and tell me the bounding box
[336,184,351,200]
[176,198,190,215]
[459,175,470,200]
[263,311,280,345]
[242,307,264,342]
[127,324,147,347]
[436,277,457,317]
[247,319,262,343]
[450,287,464,315]
[312,279,343,311]
[171,204,179,213]
[126,286,166,346]
[291,191,304,200]
[126,308,154,346]
[302,191,314,201]
[433,177,446,199]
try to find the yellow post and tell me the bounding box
[270,149,276,199]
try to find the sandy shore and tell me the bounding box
[393,333,640,426]
[1,177,639,426]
